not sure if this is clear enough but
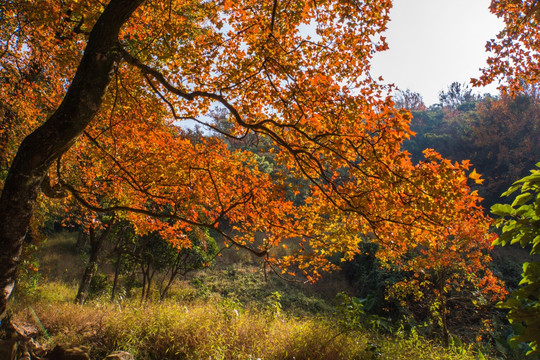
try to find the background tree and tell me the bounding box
[74,216,115,305]
[403,93,540,209]
[471,95,540,207]
[438,82,478,110]
[126,227,218,302]
[393,89,426,111]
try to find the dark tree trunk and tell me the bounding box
[435,271,450,348]
[111,248,122,302]
[139,262,155,303]
[75,223,113,305]
[75,259,98,305]
[140,264,148,304]
[159,267,179,302]
[145,268,156,302]
[159,252,187,301]
[441,308,449,348]
[110,226,128,302]
[0,0,143,318]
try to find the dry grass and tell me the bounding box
[12,287,486,360]
[9,231,491,359]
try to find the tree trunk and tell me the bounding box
[435,271,450,348]
[441,305,449,348]
[145,268,156,302]
[111,249,122,302]
[159,268,179,302]
[159,253,186,301]
[0,0,143,318]
[75,260,98,305]
[111,226,128,302]
[75,223,112,305]
[140,263,147,304]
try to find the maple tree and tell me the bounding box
[0,0,505,329]
[473,0,540,94]
[384,150,505,346]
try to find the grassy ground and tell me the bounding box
[12,287,485,360]
[8,231,497,359]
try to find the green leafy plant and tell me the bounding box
[492,163,540,355]
[335,292,391,333]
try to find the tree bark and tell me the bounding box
[0,0,143,318]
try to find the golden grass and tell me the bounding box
[12,287,486,360]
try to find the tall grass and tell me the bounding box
[12,282,486,360]
[10,232,492,359]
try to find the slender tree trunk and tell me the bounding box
[160,268,179,302]
[159,253,187,301]
[75,260,98,305]
[111,249,122,302]
[111,227,128,301]
[435,271,450,348]
[145,268,156,302]
[140,264,147,304]
[75,222,113,305]
[441,304,449,348]
[0,0,143,318]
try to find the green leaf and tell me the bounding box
[476,350,487,360]
[491,203,515,216]
[512,192,533,207]
[493,164,540,355]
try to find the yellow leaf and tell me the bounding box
[469,169,484,184]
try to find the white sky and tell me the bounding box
[370,0,505,106]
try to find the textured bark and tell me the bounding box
[0,0,143,317]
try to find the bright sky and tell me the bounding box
[370,0,505,106]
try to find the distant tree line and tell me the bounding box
[397,84,540,209]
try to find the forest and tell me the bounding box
[0,0,539,359]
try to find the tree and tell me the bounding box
[403,94,540,209]
[473,0,540,95]
[0,0,144,317]
[475,1,540,353]
[492,164,540,355]
[126,227,218,302]
[383,150,506,346]
[471,95,540,207]
[0,0,502,321]
[393,89,426,111]
[438,82,478,109]
[74,216,115,305]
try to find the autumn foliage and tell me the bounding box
[0,0,508,339]
[474,0,540,94]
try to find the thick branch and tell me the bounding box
[0,0,144,318]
